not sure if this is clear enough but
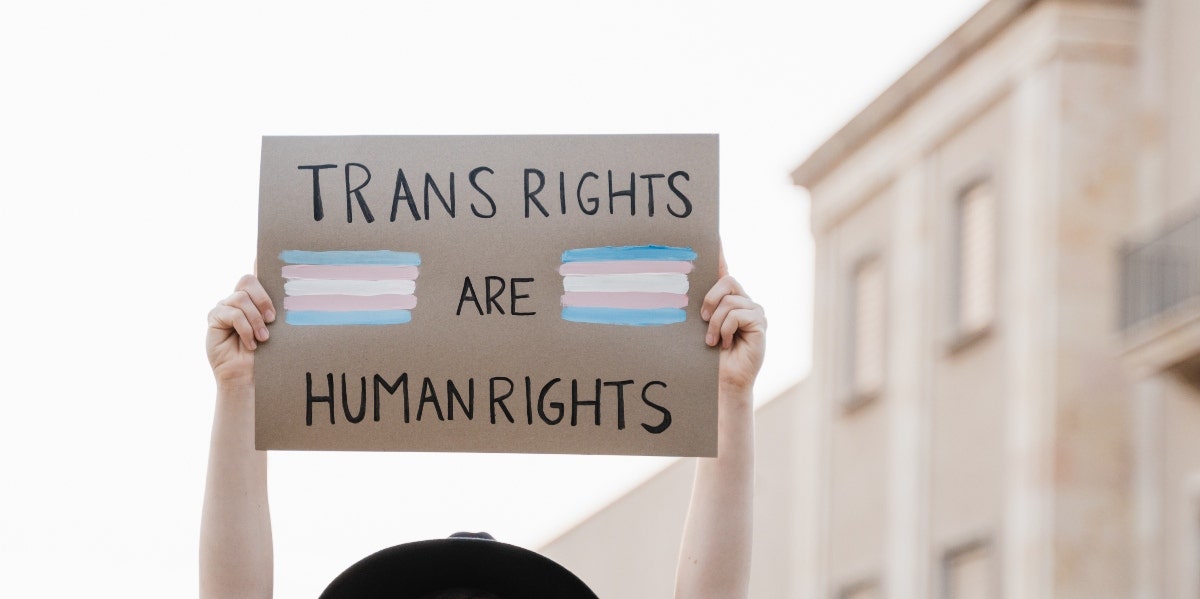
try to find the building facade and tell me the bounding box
[541,0,1200,597]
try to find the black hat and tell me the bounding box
[319,532,599,599]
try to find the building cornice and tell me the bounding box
[796,0,1139,235]
[791,0,1045,190]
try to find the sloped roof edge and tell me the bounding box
[790,0,1040,189]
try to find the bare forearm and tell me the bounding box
[200,384,273,599]
[676,386,754,599]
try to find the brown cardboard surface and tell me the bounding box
[256,135,718,456]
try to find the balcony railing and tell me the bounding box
[1120,210,1200,332]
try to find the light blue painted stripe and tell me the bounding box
[286,309,412,326]
[561,245,697,263]
[561,306,686,326]
[280,250,421,266]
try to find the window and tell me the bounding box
[837,579,881,599]
[848,256,885,404]
[941,541,994,599]
[952,181,997,344]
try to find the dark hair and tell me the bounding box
[416,588,503,599]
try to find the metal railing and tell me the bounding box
[1120,210,1200,331]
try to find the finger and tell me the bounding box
[719,308,747,350]
[717,242,728,279]
[224,289,269,344]
[719,306,764,350]
[209,304,257,351]
[235,274,276,324]
[706,294,758,346]
[701,275,746,322]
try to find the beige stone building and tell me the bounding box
[541,0,1200,597]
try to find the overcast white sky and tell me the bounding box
[0,0,984,595]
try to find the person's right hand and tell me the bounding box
[207,274,275,389]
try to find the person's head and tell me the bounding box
[320,533,597,599]
[416,589,503,599]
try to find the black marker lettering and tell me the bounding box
[640,173,664,217]
[490,377,515,424]
[344,163,375,223]
[447,378,475,421]
[571,378,602,426]
[524,376,534,425]
[456,277,483,316]
[391,168,420,221]
[524,168,549,218]
[577,171,599,215]
[468,166,497,218]
[298,164,336,221]
[423,172,455,219]
[603,380,634,430]
[558,172,568,215]
[666,171,692,218]
[418,377,445,422]
[341,374,367,424]
[538,378,564,425]
[510,277,535,316]
[373,373,408,423]
[641,380,672,434]
[484,276,506,315]
[608,170,636,215]
[306,372,335,426]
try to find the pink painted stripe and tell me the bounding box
[560,292,688,309]
[285,294,417,311]
[282,265,419,281]
[558,260,693,276]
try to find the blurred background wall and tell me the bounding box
[541,0,1200,597]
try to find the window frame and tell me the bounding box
[946,176,999,354]
[843,252,887,411]
[938,536,998,599]
[835,576,882,599]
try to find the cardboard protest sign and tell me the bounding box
[255,135,719,456]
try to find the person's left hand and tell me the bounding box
[701,260,766,395]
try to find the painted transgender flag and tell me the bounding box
[559,245,696,326]
[279,250,420,326]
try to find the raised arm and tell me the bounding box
[201,274,276,599]
[675,265,766,599]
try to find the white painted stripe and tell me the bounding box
[562,273,689,294]
[285,279,417,296]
